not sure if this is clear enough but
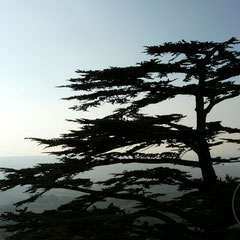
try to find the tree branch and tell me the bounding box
[205,92,240,114]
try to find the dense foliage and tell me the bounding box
[0,38,240,239]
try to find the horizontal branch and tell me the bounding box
[110,157,200,168]
[54,184,189,221]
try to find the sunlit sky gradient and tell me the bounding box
[0,0,239,156]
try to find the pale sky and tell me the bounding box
[0,0,239,156]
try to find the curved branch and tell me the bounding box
[107,157,200,168]
[205,92,240,114]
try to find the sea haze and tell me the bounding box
[0,156,80,213]
[0,155,239,212]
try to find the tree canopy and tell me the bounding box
[0,38,240,239]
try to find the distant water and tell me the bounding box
[0,155,239,177]
[0,155,59,170]
[0,155,240,187]
[0,156,79,212]
[0,155,239,210]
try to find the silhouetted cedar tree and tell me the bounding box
[0,38,240,239]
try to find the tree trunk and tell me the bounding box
[196,137,217,189]
[195,69,217,189]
